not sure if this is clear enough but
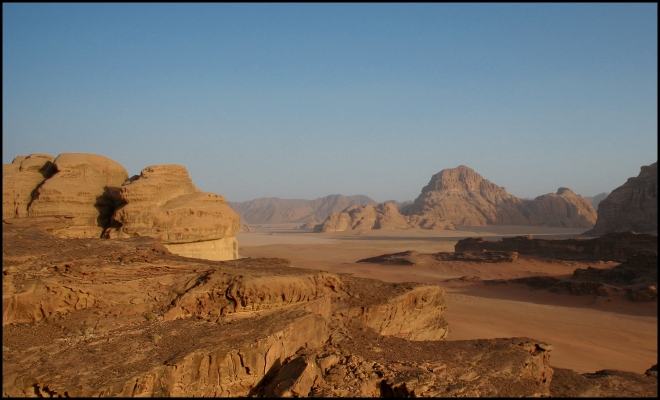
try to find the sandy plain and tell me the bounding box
[237,225,657,375]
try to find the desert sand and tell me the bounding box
[237,225,657,375]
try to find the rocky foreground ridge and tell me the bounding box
[585,161,657,236]
[2,153,239,261]
[2,218,657,397]
[317,166,597,232]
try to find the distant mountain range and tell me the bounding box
[227,194,376,225]
[583,192,609,211]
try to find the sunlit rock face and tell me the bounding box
[585,162,658,236]
[105,164,240,260]
[2,153,129,238]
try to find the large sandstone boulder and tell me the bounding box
[585,162,658,235]
[2,154,56,219]
[521,187,597,228]
[25,153,128,238]
[105,164,240,260]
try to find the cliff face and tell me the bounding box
[585,162,658,235]
[2,154,240,261]
[317,166,597,232]
[228,194,376,225]
[104,164,240,260]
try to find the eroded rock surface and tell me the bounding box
[2,154,56,220]
[585,162,658,236]
[2,218,656,397]
[104,164,240,260]
[456,232,657,262]
[3,153,127,238]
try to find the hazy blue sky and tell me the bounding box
[3,3,657,202]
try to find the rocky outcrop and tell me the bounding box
[3,217,656,397]
[585,162,658,236]
[2,218,451,397]
[4,153,129,238]
[484,250,657,302]
[521,187,597,228]
[2,154,56,219]
[228,194,377,225]
[104,164,240,260]
[316,165,596,232]
[357,250,518,265]
[456,232,657,262]
[316,202,411,232]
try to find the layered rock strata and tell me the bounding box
[317,165,597,232]
[585,162,658,235]
[456,232,657,262]
[2,218,656,397]
[104,164,240,260]
[3,153,128,238]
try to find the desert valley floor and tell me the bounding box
[237,225,657,375]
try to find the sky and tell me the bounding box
[3,3,657,203]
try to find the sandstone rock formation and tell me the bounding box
[456,232,657,262]
[2,154,56,220]
[316,166,597,232]
[228,194,376,225]
[3,153,128,238]
[522,187,597,228]
[104,164,240,260]
[315,202,412,232]
[585,162,658,236]
[2,217,656,397]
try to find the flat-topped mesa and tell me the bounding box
[585,162,658,236]
[104,164,240,260]
[2,154,56,219]
[24,153,128,238]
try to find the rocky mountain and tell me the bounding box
[3,153,239,261]
[228,194,376,225]
[584,162,658,236]
[584,192,609,210]
[317,166,597,232]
